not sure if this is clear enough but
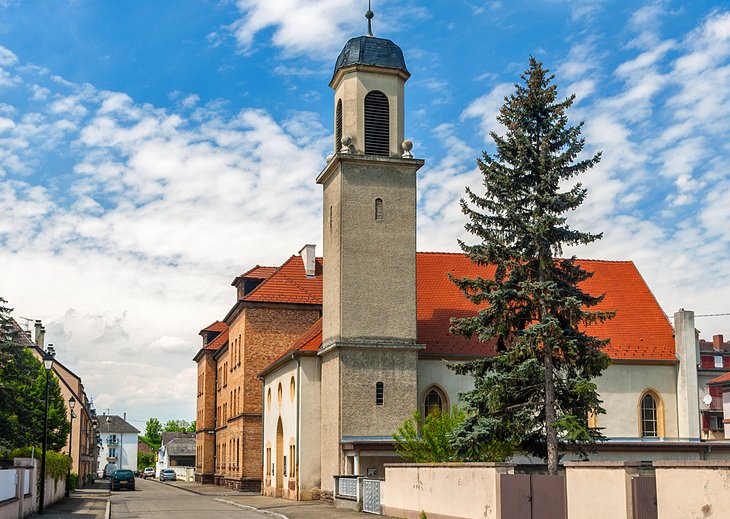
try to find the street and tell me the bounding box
[110,478,265,519]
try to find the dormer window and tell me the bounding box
[364,91,389,156]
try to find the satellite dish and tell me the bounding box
[703,394,713,405]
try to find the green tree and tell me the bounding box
[449,58,612,475]
[138,452,155,471]
[163,419,191,432]
[0,298,70,451]
[394,407,511,463]
[188,420,196,433]
[145,418,162,444]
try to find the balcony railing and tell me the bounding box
[700,396,723,411]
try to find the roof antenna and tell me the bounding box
[366,0,374,37]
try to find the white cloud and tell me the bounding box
[229,0,363,58]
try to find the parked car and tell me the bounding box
[110,469,135,491]
[159,469,177,481]
[102,463,118,479]
[143,467,155,479]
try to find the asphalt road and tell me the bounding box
[110,477,266,518]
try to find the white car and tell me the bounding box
[159,469,177,481]
[143,468,155,479]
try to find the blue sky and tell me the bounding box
[1,0,728,423]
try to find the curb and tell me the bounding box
[105,498,111,519]
[214,497,290,519]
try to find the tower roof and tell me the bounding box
[333,35,409,79]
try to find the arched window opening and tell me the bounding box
[375,381,384,406]
[336,99,343,152]
[641,393,658,437]
[364,91,389,156]
[375,198,383,221]
[424,388,444,417]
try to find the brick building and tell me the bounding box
[700,335,730,438]
[193,252,321,490]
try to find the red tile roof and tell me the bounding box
[244,255,323,305]
[708,372,730,386]
[239,265,277,280]
[416,253,675,361]
[259,318,322,377]
[200,321,227,334]
[205,328,228,351]
[243,251,676,371]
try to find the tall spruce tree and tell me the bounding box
[449,58,612,474]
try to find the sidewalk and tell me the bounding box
[40,479,109,519]
[166,480,392,519]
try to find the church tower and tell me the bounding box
[316,7,424,493]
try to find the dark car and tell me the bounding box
[110,469,135,491]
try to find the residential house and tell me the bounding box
[699,335,730,438]
[96,414,139,475]
[9,317,100,486]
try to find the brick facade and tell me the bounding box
[194,265,321,490]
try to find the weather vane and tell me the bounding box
[366,0,374,37]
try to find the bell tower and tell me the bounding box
[317,6,424,493]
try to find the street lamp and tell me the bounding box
[39,347,54,514]
[65,396,76,497]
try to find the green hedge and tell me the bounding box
[0,446,71,480]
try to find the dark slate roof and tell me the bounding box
[9,318,35,347]
[161,431,194,446]
[333,36,408,78]
[96,415,140,434]
[166,437,196,457]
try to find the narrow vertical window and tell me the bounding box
[364,91,389,156]
[329,205,333,231]
[641,393,658,437]
[375,198,383,221]
[375,381,384,406]
[335,99,343,152]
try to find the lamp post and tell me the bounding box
[65,396,76,497]
[39,347,54,514]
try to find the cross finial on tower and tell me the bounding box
[366,1,374,37]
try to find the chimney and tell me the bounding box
[713,334,724,351]
[674,309,701,440]
[34,320,45,348]
[299,244,316,277]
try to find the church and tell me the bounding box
[193,13,720,500]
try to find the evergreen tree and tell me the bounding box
[449,58,613,474]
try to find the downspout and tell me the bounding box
[295,353,301,501]
[259,374,264,493]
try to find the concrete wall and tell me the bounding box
[565,462,639,519]
[0,461,37,519]
[381,463,514,519]
[594,363,679,439]
[320,349,340,494]
[333,69,406,157]
[655,461,730,518]
[321,157,421,345]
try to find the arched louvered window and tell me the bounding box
[364,91,389,156]
[640,392,659,437]
[375,381,384,405]
[335,99,343,152]
[375,198,383,221]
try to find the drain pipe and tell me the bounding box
[294,353,301,501]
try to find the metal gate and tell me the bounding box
[362,478,381,514]
[632,476,657,519]
[500,474,566,519]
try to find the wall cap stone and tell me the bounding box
[564,461,643,468]
[653,460,730,468]
[384,462,515,468]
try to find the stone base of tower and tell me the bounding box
[319,342,421,493]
